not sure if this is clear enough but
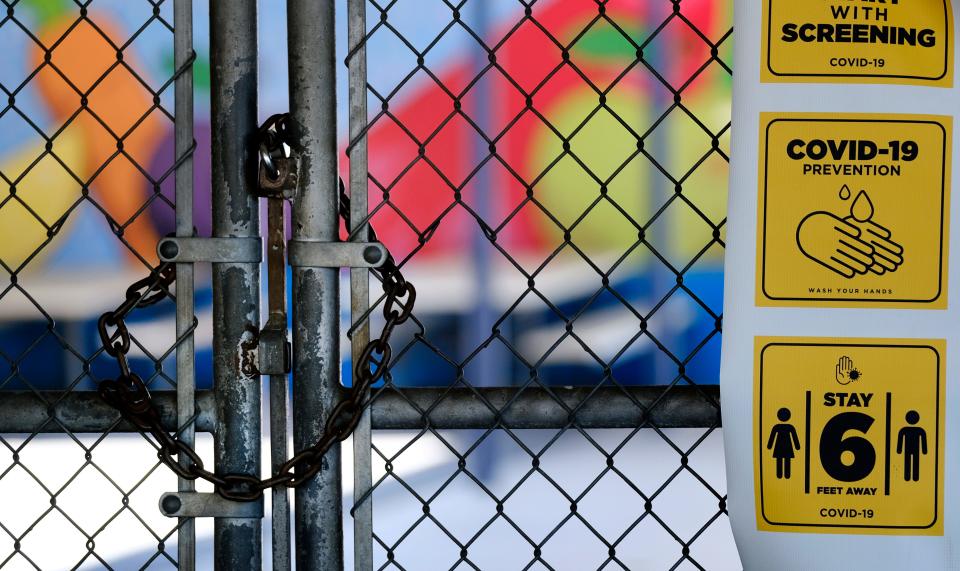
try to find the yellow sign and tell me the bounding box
[762,0,953,86]
[754,338,944,535]
[757,113,951,308]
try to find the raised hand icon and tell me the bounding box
[836,356,857,385]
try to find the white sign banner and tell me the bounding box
[722,1,958,568]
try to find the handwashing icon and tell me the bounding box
[796,188,904,279]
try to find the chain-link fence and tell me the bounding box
[0,0,736,569]
[344,0,734,569]
[0,0,200,568]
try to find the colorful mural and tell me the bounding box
[354,0,729,264]
[0,0,731,390]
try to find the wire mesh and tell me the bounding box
[1,0,736,568]
[0,0,198,568]
[345,0,733,568]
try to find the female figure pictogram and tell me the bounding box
[768,407,801,479]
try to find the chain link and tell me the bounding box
[96,113,415,502]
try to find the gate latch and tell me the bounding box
[257,313,291,375]
[160,492,263,519]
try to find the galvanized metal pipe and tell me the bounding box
[369,386,722,429]
[174,0,197,567]
[0,391,216,433]
[0,387,718,432]
[287,1,343,568]
[347,0,373,567]
[209,0,261,568]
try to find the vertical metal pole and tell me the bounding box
[347,1,373,569]
[649,6,674,384]
[267,198,292,571]
[174,0,196,569]
[287,1,343,569]
[463,0,502,481]
[210,0,261,569]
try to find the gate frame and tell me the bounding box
[0,1,723,569]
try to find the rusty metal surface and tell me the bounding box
[209,0,262,567]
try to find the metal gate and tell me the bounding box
[0,1,733,569]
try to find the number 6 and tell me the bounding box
[819,412,876,482]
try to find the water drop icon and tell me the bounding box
[839,185,851,200]
[851,191,874,222]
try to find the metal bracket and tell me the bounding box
[288,240,386,268]
[157,237,262,264]
[159,492,264,519]
[258,314,291,375]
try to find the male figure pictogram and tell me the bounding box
[767,407,800,479]
[897,410,927,482]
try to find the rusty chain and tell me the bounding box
[96,113,416,502]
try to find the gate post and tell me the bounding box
[287,1,344,569]
[174,0,196,569]
[209,0,262,569]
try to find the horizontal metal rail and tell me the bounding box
[370,386,720,429]
[0,391,216,433]
[1,386,718,433]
